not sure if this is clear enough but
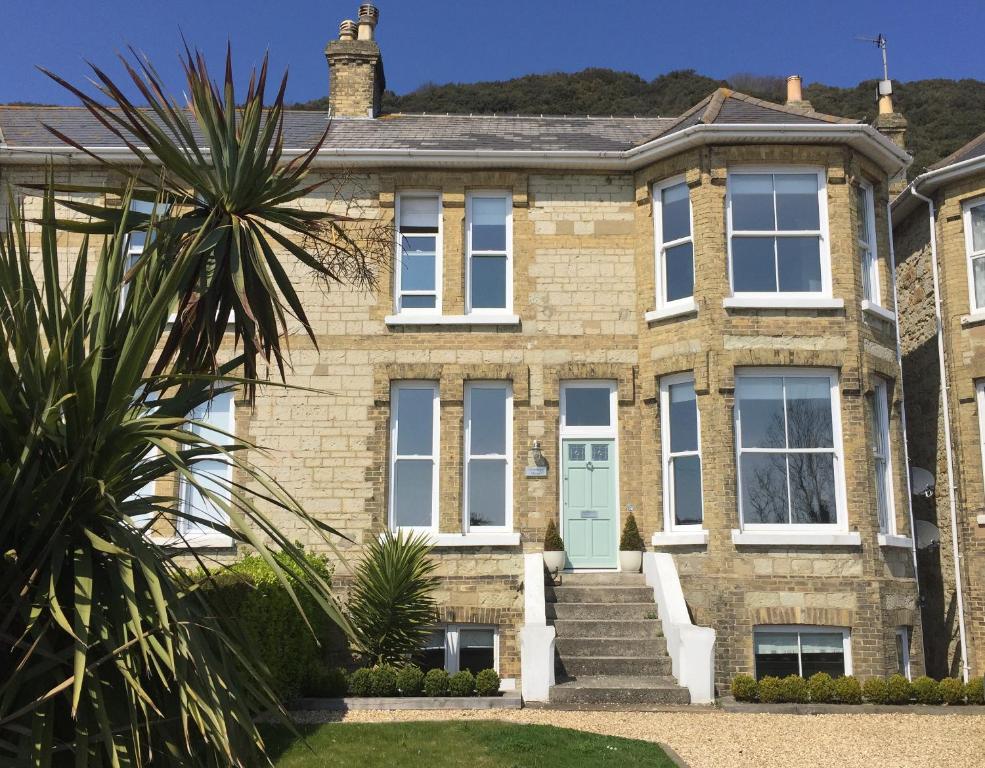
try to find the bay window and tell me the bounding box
[467,193,511,314]
[871,378,895,535]
[652,177,695,313]
[389,382,440,530]
[464,381,512,531]
[857,182,881,306]
[660,373,703,529]
[395,193,441,312]
[964,197,985,313]
[753,626,851,680]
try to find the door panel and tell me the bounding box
[562,439,617,568]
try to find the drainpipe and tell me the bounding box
[910,185,971,682]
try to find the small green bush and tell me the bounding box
[886,674,913,705]
[731,674,758,702]
[423,668,449,697]
[938,677,965,705]
[807,672,836,703]
[833,675,862,704]
[347,668,373,697]
[544,519,564,551]
[396,664,425,696]
[862,677,889,704]
[757,676,783,703]
[369,664,399,697]
[965,677,985,705]
[306,665,347,698]
[448,670,476,697]
[779,674,809,703]
[619,513,645,551]
[475,669,501,697]
[911,675,941,705]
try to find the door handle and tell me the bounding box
[586,461,594,471]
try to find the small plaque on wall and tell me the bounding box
[524,466,548,478]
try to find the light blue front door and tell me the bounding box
[562,439,617,569]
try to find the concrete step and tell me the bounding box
[548,585,655,604]
[550,675,690,706]
[556,572,646,586]
[557,655,673,677]
[556,636,667,657]
[546,602,658,621]
[552,619,662,639]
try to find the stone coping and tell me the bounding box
[291,692,521,711]
[719,696,985,716]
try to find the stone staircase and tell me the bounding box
[545,572,691,708]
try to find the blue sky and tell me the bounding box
[3,0,984,106]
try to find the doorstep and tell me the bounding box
[291,692,522,712]
[719,696,985,716]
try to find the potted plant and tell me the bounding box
[543,519,566,573]
[619,513,644,572]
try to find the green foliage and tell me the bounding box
[475,668,502,697]
[348,668,373,697]
[965,677,985,705]
[757,676,783,703]
[833,676,862,704]
[938,677,965,705]
[807,672,836,703]
[396,664,425,696]
[448,670,476,697]
[886,674,913,705]
[619,513,645,551]
[544,519,564,551]
[863,677,890,704]
[730,674,758,702]
[423,668,450,697]
[779,674,809,703]
[307,666,348,698]
[369,664,399,697]
[911,675,941,705]
[347,530,440,665]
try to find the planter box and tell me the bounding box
[292,692,522,711]
[720,696,985,716]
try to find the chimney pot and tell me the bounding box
[357,3,379,40]
[786,75,803,105]
[339,19,357,41]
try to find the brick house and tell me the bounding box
[893,127,985,683]
[0,3,927,702]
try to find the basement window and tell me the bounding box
[753,626,851,680]
[418,625,498,674]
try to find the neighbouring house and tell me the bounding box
[893,126,985,683]
[0,3,928,702]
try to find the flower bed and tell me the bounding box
[731,672,985,706]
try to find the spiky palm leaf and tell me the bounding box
[0,187,350,766]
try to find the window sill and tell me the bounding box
[385,313,521,327]
[960,311,985,327]
[861,301,896,323]
[976,514,985,526]
[723,296,844,311]
[651,530,709,546]
[384,532,521,547]
[731,530,861,547]
[877,533,913,548]
[644,300,697,323]
[150,534,234,549]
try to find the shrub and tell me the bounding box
[807,672,836,703]
[939,677,965,705]
[544,519,564,551]
[833,675,862,704]
[757,676,783,703]
[965,677,985,705]
[423,668,450,697]
[475,669,502,697]
[886,674,913,705]
[396,664,425,696]
[347,530,439,665]
[306,665,348,698]
[731,674,758,702]
[862,677,889,704]
[369,664,399,697]
[779,674,809,703]
[911,675,941,705]
[448,670,476,697]
[619,513,645,551]
[347,668,373,697]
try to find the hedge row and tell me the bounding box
[307,664,502,698]
[732,672,985,705]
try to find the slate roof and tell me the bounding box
[929,129,985,170]
[0,88,858,155]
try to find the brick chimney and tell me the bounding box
[872,79,908,194]
[784,75,813,110]
[325,3,385,118]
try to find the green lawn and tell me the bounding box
[263,720,677,768]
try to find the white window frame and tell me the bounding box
[464,381,513,533]
[388,380,440,532]
[466,191,513,316]
[559,380,618,440]
[434,624,500,674]
[871,377,896,536]
[895,627,912,680]
[753,625,853,678]
[726,167,832,302]
[857,181,881,306]
[734,367,848,532]
[963,196,985,314]
[394,191,443,315]
[652,175,696,316]
[178,390,235,542]
[977,381,985,503]
[660,372,703,532]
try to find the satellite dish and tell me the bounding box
[910,466,936,498]
[915,520,941,550]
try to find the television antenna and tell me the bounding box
[856,33,894,103]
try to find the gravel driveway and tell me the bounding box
[322,708,985,768]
